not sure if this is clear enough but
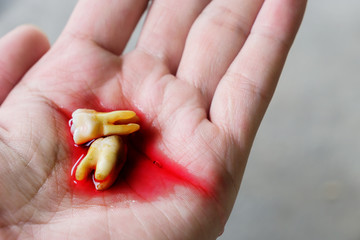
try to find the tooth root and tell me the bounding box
[94,136,124,181]
[75,160,92,181]
[71,109,140,144]
[103,123,140,136]
[74,135,126,190]
[94,154,117,181]
[94,152,124,191]
[75,154,96,181]
[94,171,119,191]
[95,136,126,191]
[75,140,101,181]
[114,115,140,125]
[97,111,137,123]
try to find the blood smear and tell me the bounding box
[67,112,213,201]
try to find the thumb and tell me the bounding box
[0,25,50,104]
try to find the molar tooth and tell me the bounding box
[75,135,125,190]
[71,109,140,144]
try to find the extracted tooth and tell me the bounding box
[71,109,140,144]
[75,135,126,190]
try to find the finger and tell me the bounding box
[63,0,148,55]
[211,0,307,147]
[0,25,49,104]
[177,0,264,107]
[137,0,209,72]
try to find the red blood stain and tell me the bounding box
[66,110,213,201]
[69,138,211,201]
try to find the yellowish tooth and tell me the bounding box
[94,136,124,181]
[75,136,125,190]
[103,123,140,136]
[94,171,119,191]
[75,137,102,181]
[97,111,137,123]
[71,109,140,144]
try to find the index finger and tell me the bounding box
[62,0,148,55]
[0,25,50,105]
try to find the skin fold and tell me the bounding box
[0,0,306,239]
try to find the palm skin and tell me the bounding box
[0,37,227,240]
[0,0,306,239]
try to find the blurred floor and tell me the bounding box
[1,1,359,239]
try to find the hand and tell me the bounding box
[0,0,306,239]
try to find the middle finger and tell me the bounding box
[136,0,210,73]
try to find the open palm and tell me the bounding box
[0,0,306,239]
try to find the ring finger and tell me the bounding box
[177,0,264,108]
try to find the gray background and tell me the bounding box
[1,1,359,239]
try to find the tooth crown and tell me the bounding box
[70,109,140,191]
[71,109,102,145]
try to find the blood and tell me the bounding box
[67,111,213,201]
[121,144,212,201]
